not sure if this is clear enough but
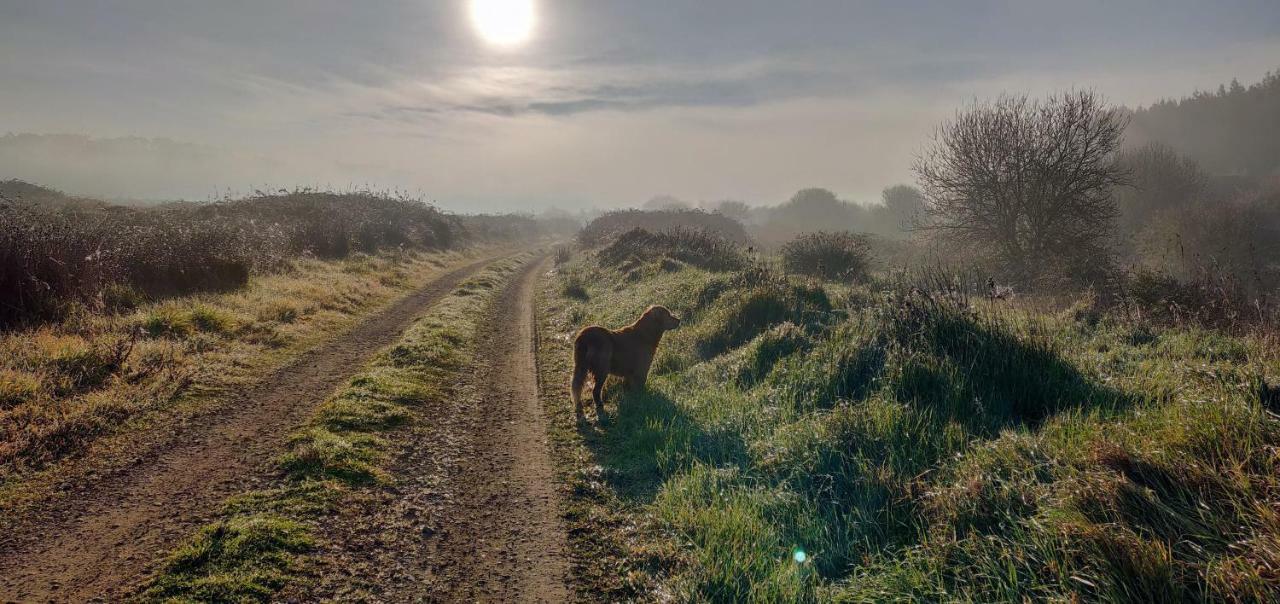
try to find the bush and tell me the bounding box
[1125,266,1276,330]
[781,231,873,281]
[192,190,461,257]
[579,209,751,246]
[598,228,748,273]
[0,185,485,328]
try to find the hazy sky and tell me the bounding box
[2,1,1278,212]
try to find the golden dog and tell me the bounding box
[571,305,681,422]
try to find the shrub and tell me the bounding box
[1124,266,1275,330]
[579,209,751,246]
[0,186,487,328]
[781,231,873,281]
[193,190,462,257]
[598,228,748,272]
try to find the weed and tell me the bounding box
[141,303,237,338]
[100,283,144,313]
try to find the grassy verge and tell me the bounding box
[135,255,526,602]
[538,248,1280,602]
[0,248,502,517]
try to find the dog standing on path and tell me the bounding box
[571,305,681,423]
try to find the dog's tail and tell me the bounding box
[571,337,589,410]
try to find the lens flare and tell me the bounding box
[792,548,807,564]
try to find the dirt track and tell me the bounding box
[304,254,571,602]
[0,253,515,603]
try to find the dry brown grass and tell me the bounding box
[0,248,479,482]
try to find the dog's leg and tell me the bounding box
[571,361,589,421]
[591,371,608,424]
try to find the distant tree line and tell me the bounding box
[1128,69,1280,177]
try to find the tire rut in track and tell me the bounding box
[0,252,517,604]
[305,254,571,603]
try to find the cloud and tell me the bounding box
[1,1,1277,210]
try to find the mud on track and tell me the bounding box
[304,254,571,603]
[0,252,519,603]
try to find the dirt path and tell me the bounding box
[0,252,517,604]
[305,255,571,603]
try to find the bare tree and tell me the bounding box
[913,91,1128,284]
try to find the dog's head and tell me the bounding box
[643,305,681,331]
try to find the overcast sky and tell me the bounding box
[2,1,1278,211]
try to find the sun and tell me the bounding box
[469,0,536,47]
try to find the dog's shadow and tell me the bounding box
[577,382,747,504]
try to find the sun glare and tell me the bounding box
[469,0,535,47]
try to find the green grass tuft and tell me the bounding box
[142,515,313,603]
[279,427,388,485]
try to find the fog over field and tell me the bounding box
[2,1,1277,211]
